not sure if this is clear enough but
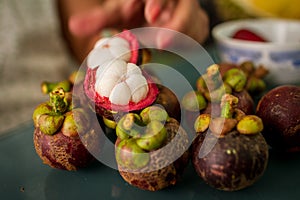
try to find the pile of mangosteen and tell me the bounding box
[32,30,300,193]
[33,30,189,191]
[181,62,271,191]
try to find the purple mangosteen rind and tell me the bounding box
[191,94,269,191]
[84,67,181,125]
[256,85,300,152]
[192,130,269,191]
[32,88,99,170]
[115,117,190,191]
[33,127,95,171]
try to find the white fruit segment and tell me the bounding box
[87,37,131,69]
[94,60,149,106]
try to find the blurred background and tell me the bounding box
[1,0,299,134]
[0,0,77,134]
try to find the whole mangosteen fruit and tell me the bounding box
[32,88,100,170]
[256,85,300,152]
[83,30,161,124]
[192,94,269,191]
[115,106,190,191]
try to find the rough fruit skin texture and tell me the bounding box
[116,118,190,191]
[192,130,269,191]
[33,127,95,171]
[232,90,255,114]
[154,85,181,122]
[256,85,300,152]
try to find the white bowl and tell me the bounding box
[212,18,300,85]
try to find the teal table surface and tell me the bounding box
[1,123,300,200]
[1,46,299,200]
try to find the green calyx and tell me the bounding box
[33,102,53,127]
[204,83,232,103]
[208,94,239,137]
[116,113,144,140]
[38,114,65,135]
[194,114,211,133]
[103,117,117,129]
[116,138,150,169]
[49,88,70,114]
[220,94,239,119]
[33,87,73,135]
[182,91,207,111]
[224,68,247,92]
[136,120,167,151]
[205,64,223,91]
[246,77,266,94]
[237,115,263,135]
[61,108,90,137]
[140,105,169,124]
[41,80,71,94]
[116,105,169,169]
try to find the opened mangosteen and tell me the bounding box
[32,88,100,170]
[256,85,300,152]
[84,30,181,131]
[115,105,190,191]
[192,94,269,191]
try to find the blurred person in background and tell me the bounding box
[2,0,298,134]
[0,0,76,133]
[0,0,210,133]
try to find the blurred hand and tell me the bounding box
[61,0,209,61]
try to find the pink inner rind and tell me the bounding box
[84,30,158,114]
[118,30,139,64]
[84,68,159,113]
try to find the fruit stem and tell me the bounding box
[223,68,247,92]
[49,88,69,114]
[41,80,71,94]
[253,65,269,79]
[205,64,222,91]
[220,94,238,119]
[239,61,255,77]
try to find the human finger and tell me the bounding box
[69,6,121,37]
[144,0,169,24]
[156,0,209,47]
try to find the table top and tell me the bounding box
[1,46,299,200]
[1,122,300,200]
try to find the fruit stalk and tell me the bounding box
[41,80,71,94]
[49,88,69,114]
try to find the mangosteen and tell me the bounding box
[217,62,238,77]
[154,84,182,122]
[83,30,160,124]
[181,90,207,130]
[232,90,255,114]
[32,88,99,170]
[220,61,268,95]
[192,94,269,191]
[183,64,255,131]
[202,89,255,118]
[115,106,190,191]
[84,30,184,133]
[256,85,300,152]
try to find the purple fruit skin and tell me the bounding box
[192,130,269,191]
[34,127,95,170]
[256,85,300,152]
